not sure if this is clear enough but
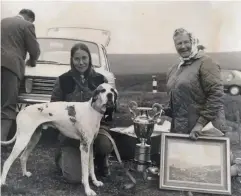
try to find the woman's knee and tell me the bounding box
[58,147,82,183]
[94,133,113,156]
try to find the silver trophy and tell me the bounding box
[128,101,163,172]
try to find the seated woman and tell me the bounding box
[164,28,241,195]
[51,43,114,183]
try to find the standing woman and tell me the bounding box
[164,28,241,190]
[165,28,228,137]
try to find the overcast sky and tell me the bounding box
[2,0,241,53]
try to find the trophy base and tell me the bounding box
[134,143,152,172]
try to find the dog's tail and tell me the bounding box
[0,131,17,145]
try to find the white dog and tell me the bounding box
[1,83,117,196]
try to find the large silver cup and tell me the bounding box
[128,101,163,172]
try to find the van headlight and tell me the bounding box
[25,78,33,93]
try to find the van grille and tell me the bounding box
[20,77,56,95]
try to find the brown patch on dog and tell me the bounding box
[66,105,77,125]
[69,117,76,124]
[81,143,88,153]
[66,105,76,117]
[49,113,53,116]
[38,107,43,112]
[78,131,88,153]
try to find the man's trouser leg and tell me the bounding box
[1,67,20,141]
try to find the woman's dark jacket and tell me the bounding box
[51,69,107,102]
[165,51,228,134]
[51,68,110,147]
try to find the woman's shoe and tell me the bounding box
[102,155,111,176]
[234,158,241,176]
[95,155,111,177]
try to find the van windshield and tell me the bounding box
[36,38,101,67]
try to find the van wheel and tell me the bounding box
[229,86,240,96]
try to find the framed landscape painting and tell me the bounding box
[159,133,231,195]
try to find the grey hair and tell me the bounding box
[173,28,206,51]
[173,28,192,40]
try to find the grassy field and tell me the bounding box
[115,73,167,92]
[108,52,241,75]
[1,91,241,196]
[2,143,240,196]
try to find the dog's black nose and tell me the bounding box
[107,93,113,100]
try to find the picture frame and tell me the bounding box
[159,133,231,195]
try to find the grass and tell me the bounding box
[108,52,241,75]
[1,91,241,196]
[115,73,167,92]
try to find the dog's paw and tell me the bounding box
[93,180,104,187]
[85,188,97,196]
[23,171,32,177]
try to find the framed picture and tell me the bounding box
[159,133,231,195]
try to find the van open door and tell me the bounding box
[46,27,111,47]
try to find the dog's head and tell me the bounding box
[91,83,118,115]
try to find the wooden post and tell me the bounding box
[152,75,157,93]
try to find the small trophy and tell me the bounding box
[128,101,163,172]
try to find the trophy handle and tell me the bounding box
[151,103,163,121]
[128,101,138,120]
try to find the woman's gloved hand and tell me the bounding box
[189,123,204,140]
[162,106,172,118]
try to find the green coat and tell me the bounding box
[165,51,227,134]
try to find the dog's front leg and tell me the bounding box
[89,141,104,187]
[80,143,97,196]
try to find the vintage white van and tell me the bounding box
[17,27,116,111]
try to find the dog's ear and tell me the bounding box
[91,89,100,104]
[113,89,118,112]
[91,84,106,104]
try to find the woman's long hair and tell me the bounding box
[70,43,93,77]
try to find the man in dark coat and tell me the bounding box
[1,9,40,141]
